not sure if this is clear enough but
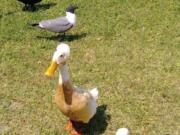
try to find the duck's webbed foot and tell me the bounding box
[65,120,73,131]
[65,120,84,135]
[70,129,82,135]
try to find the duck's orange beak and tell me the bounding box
[45,61,58,77]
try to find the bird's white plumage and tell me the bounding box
[50,43,99,123]
[52,43,70,62]
[56,43,70,55]
[58,64,69,84]
[66,12,76,25]
[89,88,98,100]
[116,128,129,135]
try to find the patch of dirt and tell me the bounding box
[9,101,24,110]
[0,124,10,134]
[84,49,96,64]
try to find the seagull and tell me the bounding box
[17,0,42,11]
[30,5,78,37]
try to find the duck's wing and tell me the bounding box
[74,86,98,101]
[39,17,73,33]
[74,86,85,93]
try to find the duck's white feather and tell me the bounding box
[89,88,98,101]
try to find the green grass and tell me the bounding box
[0,0,180,134]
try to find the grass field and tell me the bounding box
[0,0,180,134]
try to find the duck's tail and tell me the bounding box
[89,88,98,101]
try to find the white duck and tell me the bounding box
[45,43,98,135]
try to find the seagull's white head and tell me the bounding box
[66,5,78,25]
[45,43,70,77]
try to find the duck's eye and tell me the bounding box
[60,54,64,58]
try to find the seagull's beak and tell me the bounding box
[45,61,58,77]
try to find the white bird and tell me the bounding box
[116,128,130,135]
[31,5,78,36]
[45,43,99,135]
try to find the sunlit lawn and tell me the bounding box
[0,0,180,134]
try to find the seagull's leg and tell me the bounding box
[63,32,66,40]
[58,33,66,41]
[63,32,66,37]
[61,32,66,39]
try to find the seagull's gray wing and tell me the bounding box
[39,17,73,33]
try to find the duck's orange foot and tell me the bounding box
[65,120,83,135]
[65,120,73,131]
[70,129,82,135]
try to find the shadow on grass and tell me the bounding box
[81,105,111,135]
[36,3,57,11]
[22,3,56,12]
[37,33,87,42]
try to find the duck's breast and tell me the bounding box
[69,92,97,123]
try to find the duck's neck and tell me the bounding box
[59,64,70,84]
[58,64,73,105]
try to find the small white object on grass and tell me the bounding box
[116,128,130,135]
